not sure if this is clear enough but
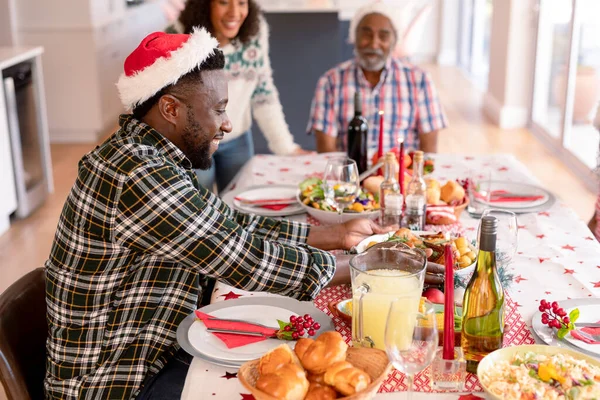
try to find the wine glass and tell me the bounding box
[385,299,438,400]
[479,209,518,265]
[466,168,492,218]
[323,157,360,220]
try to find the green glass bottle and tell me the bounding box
[461,216,505,373]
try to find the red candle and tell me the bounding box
[443,244,455,360]
[377,110,384,158]
[398,138,405,196]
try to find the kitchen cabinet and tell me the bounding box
[15,0,168,143]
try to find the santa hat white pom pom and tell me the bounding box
[117,27,219,110]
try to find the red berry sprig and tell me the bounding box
[276,314,322,341]
[539,299,579,339]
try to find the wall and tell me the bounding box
[484,0,536,129]
[0,0,17,46]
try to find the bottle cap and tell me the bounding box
[480,216,498,235]
[413,151,424,162]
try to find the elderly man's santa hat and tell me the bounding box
[348,0,402,45]
[117,28,219,110]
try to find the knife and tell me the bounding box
[575,323,600,328]
[206,327,278,338]
[234,197,297,206]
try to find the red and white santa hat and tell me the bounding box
[117,27,219,110]
[348,0,402,45]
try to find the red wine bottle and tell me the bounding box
[347,91,368,174]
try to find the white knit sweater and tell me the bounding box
[174,19,299,155]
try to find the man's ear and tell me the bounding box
[157,94,183,126]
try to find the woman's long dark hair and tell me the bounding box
[179,0,261,45]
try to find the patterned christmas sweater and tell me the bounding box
[170,19,299,155]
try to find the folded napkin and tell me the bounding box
[570,320,600,345]
[195,310,278,349]
[258,204,289,211]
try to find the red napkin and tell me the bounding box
[195,311,278,349]
[489,196,544,203]
[570,320,600,345]
[259,204,289,211]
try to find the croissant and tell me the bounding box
[295,331,348,374]
[304,382,337,400]
[323,361,372,396]
[259,344,301,376]
[255,363,309,400]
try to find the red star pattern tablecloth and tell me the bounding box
[181,153,600,400]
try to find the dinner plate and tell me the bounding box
[353,230,432,254]
[531,297,600,359]
[177,297,335,366]
[474,181,554,211]
[221,184,305,217]
[564,303,600,357]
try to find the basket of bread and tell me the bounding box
[238,331,392,400]
[425,179,469,225]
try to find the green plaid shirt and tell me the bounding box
[44,115,335,399]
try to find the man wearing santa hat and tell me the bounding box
[307,0,448,157]
[43,29,395,399]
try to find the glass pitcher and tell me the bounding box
[350,242,427,350]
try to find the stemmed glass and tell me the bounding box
[479,209,519,265]
[385,299,438,400]
[466,168,492,218]
[323,157,360,221]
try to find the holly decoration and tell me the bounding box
[275,314,322,341]
[539,299,580,339]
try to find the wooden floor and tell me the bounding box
[0,65,595,398]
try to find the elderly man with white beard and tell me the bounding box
[307,1,448,157]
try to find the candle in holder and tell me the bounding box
[398,137,405,196]
[377,111,384,175]
[431,245,466,391]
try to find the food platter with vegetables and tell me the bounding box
[297,177,380,224]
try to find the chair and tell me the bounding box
[0,268,47,400]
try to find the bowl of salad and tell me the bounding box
[478,345,600,400]
[298,177,380,225]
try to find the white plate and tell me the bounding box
[354,231,432,254]
[188,305,296,362]
[531,297,600,359]
[564,304,600,357]
[177,297,335,366]
[222,185,305,217]
[476,181,550,210]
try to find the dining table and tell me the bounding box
[180,152,600,400]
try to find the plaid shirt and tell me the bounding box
[307,58,448,157]
[44,115,335,399]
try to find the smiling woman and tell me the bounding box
[169,0,309,193]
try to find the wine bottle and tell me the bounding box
[380,152,403,227]
[403,151,427,231]
[347,91,368,174]
[461,216,505,374]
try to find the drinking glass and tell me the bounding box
[466,168,492,218]
[323,157,360,219]
[479,209,518,265]
[385,299,438,400]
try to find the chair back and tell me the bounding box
[0,268,47,400]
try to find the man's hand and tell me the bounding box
[338,219,398,250]
[307,219,397,251]
[291,147,314,155]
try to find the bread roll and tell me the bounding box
[304,382,337,400]
[296,331,348,374]
[323,361,372,396]
[306,372,326,385]
[362,176,384,196]
[440,180,465,204]
[426,178,441,205]
[259,344,301,376]
[293,338,313,361]
[255,363,309,400]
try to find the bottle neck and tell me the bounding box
[476,231,497,273]
[354,93,362,117]
[412,158,424,179]
[384,160,396,181]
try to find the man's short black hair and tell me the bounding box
[132,49,225,120]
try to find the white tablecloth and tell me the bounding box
[181,153,600,400]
